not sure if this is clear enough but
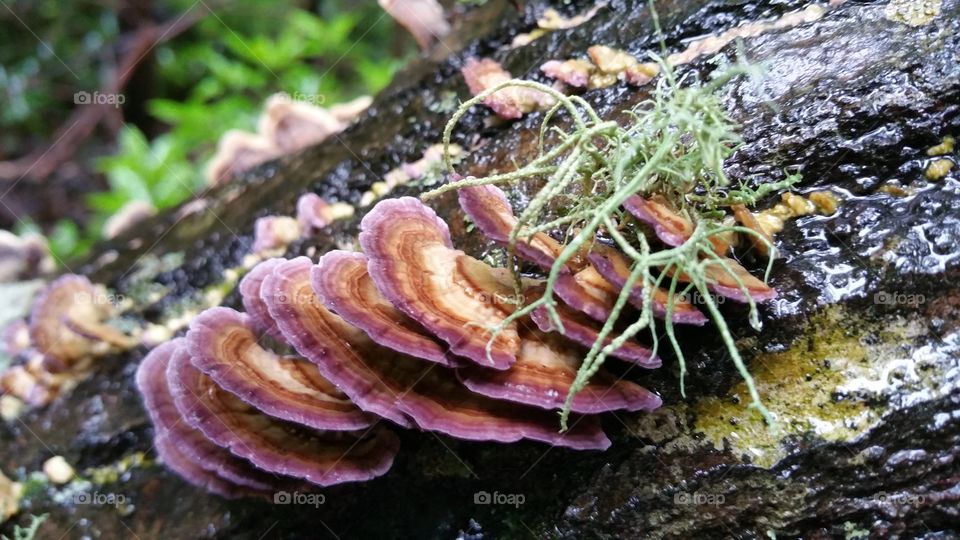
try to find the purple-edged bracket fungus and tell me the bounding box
[137,340,283,497]
[313,251,455,366]
[540,59,595,89]
[187,307,374,431]
[669,257,778,303]
[458,184,582,272]
[239,258,287,342]
[262,257,413,427]
[461,58,554,119]
[587,244,708,325]
[206,130,280,186]
[732,204,774,258]
[263,257,610,450]
[258,94,372,153]
[296,193,355,233]
[623,194,734,255]
[29,274,136,371]
[553,266,622,322]
[103,200,156,240]
[2,319,30,358]
[360,197,522,369]
[529,300,660,367]
[623,194,695,247]
[458,184,625,325]
[0,230,55,282]
[167,345,400,487]
[252,216,301,255]
[459,327,661,413]
[379,0,450,50]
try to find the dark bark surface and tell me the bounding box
[2,0,959,538]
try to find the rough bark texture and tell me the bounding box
[2,0,959,538]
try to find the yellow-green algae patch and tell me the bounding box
[688,305,947,467]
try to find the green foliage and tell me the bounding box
[147,5,404,157]
[19,1,411,262]
[427,60,789,430]
[0,3,118,155]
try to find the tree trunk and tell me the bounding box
[2,0,958,538]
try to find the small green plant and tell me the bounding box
[425,58,795,430]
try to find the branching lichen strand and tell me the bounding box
[425,59,785,430]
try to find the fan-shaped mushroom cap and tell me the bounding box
[103,200,156,240]
[136,340,280,496]
[187,307,374,431]
[262,257,411,427]
[461,58,553,119]
[29,274,134,368]
[296,193,331,230]
[360,197,520,370]
[0,230,54,282]
[587,244,707,325]
[554,267,618,322]
[378,0,450,50]
[623,195,694,247]
[264,257,610,450]
[458,184,576,272]
[206,130,279,186]
[328,96,374,123]
[312,251,453,366]
[2,320,30,358]
[732,204,774,258]
[459,328,661,413]
[239,258,286,341]
[700,257,778,302]
[529,301,659,367]
[258,94,344,153]
[167,345,401,487]
[153,433,254,498]
[540,59,594,88]
[252,216,301,255]
[666,257,777,303]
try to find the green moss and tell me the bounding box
[16,473,49,500]
[692,305,951,467]
[81,452,151,485]
[694,307,872,466]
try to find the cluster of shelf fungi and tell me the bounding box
[138,184,777,496]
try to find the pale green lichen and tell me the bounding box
[424,57,794,430]
[1,513,46,540]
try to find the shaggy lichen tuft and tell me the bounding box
[424,57,796,430]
